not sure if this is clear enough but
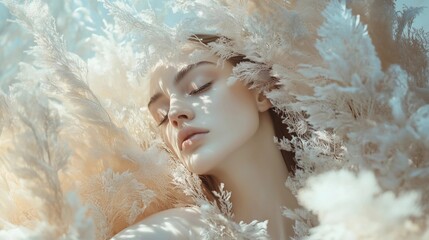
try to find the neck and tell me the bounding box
[209,112,298,239]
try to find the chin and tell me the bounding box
[187,151,221,175]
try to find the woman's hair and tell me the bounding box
[187,34,297,192]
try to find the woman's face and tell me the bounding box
[148,54,262,175]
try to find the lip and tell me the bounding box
[178,127,209,151]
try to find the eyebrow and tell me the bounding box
[147,61,215,108]
[174,61,215,85]
[147,92,162,108]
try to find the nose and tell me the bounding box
[168,98,194,128]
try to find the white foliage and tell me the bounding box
[0,86,96,239]
[228,62,274,93]
[1,0,429,239]
[299,170,422,240]
[172,163,269,239]
[310,0,383,87]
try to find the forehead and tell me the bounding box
[148,48,221,96]
[149,64,178,92]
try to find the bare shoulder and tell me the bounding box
[111,207,205,240]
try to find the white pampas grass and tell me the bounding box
[1,0,428,239]
[0,86,96,239]
[299,170,422,240]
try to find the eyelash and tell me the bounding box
[188,82,212,96]
[157,82,213,127]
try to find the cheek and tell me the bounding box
[214,91,260,151]
[187,84,260,174]
[215,84,259,133]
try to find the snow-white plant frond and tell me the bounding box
[229,62,275,93]
[198,192,269,240]
[2,0,115,133]
[0,86,96,239]
[1,1,190,239]
[100,0,173,44]
[299,170,423,240]
[208,36,241,64]
[80,168,155,238]
[308,0,383,87]
[211,183,234,219]
[171,164,269,239]
[233,220,270,240]
[100,0,179,72]
[1,0,429,239]
[171,161,208,205]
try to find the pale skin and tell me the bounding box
[112,49,299,239]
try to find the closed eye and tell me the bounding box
[157,113,168,126]
[157,82,212,127]
[188,82,212,96]
[156,108,169,126]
